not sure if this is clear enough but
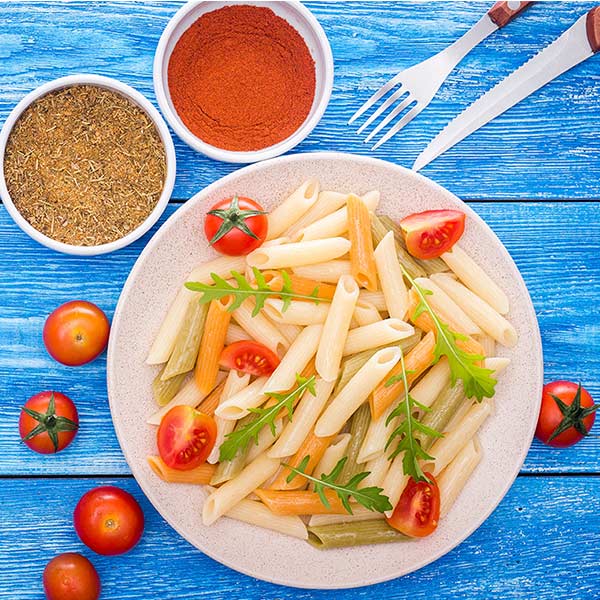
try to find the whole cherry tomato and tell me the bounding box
[43,552,100,600]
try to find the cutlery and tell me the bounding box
[413,6,600,171]
[349,1,533,150]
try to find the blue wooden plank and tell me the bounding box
[0,2,600,200]
[0,475,597,598]
[0,201,598,475]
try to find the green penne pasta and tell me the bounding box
[161,301,208,381]
[152,368,188,407]
[339,404,371,482]
[210,414,254,485]
[307,520,410,549]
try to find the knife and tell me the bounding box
[413,6,600,171]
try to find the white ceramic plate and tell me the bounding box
[107,153,542,589]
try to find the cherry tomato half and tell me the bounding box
[43,300,110,366]
[157,405,217,470]
[386,473,440,537]
[43,552,100,600]
[204,195,268,256]
[536,381,597,447]
[399,209,466,260]
[20,391,78,454]
[74,486,144,556]
[220,341,280,376]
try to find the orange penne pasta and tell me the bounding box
[370,331,436,419]
[347,194,378,291]
[255,488,347,515]
[197,379,227,416]
[262,270,336,301]
[269,430,336,491]
[195,297,232,394]
[147,455,216,484]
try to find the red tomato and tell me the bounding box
[204,195,268,256]
[157,405,217,470]
[220,341,280,376]
[43,552,100,600]
[399,209,466,259]
[20,391,78,454]
[74,486,144,556]
[386,473,440,537]
[43,301,110,366]
[536,381,597,447]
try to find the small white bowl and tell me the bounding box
[0,74,176,256]
[153,0,334,163]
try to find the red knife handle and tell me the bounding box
[488,1,534,28]
[587,7,600,53]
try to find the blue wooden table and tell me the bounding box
[1,2,599,598]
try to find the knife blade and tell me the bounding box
[413,7,600,171]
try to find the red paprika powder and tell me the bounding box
[168,5,316,152]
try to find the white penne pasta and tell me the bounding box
[246,418,284,463]
[441,244,510,315]
[208,371,251,464]
[430,399,493,476]
[315,346,401,436]
[374,231,408,320]
[247,238,351,270]
[382,452,410,517]
[342,318,414,356]
[476,334,496,358]
[215,376,268,420]
[264,324,322,393]
[316,275,360,382]
[438,436,482,518]
[414,277,481,337]
[308,505,383,527]
[225,323,251,345]
[267,178,319,240]
[292,260,351,283]
[352,302,382,326]
[358,290,388,311]
[263,299,329,325]
[233,299,288,355]
[430,274,518,347]
[202,453,280,525]
[360,453,391,489]
[312,434,352,480]
[275,322,303,345]
[295,190,380,242]
[146,256,246,365]
[147,371,226,426]
[485,356,511,374]
[268,378,335,459]
[356,401,397,464]
[410,358,451,409]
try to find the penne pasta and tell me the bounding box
[342,318,414,356]
[292,260,352,283]
[275,322,304,345]
[307,520,409,549]
[360,453,392,489]
[152,368,188,407]
[382,451,410,517]
[315,347,401,437]
[267,178,319,240]
[263,299,329,325]
[224,323,251,345]
[316,275,360,381]
[374,231,408,320]
[339,404,372,482]
[441,244,510,315]
[410,357,451,410]
[308,505,383,527]
[358,290,388,311]
[255,489,347,516]
[147,455,216,485]
[232,299,288,355]
[356,400,397,464]
[215,376,268,420]
[246,418,284,463]
[352,302,382,326]
[197,380,227,416]
[247,238,351,271]
[347,194,378,291]
[476,334,496,358]
[202,453,280,525]
[312,434,352,480]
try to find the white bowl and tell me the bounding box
[0,74,176,256]
[153,0,334,163]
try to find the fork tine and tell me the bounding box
[371,105,424,150]
[364,96,413,143]
[347,73,403,125]
[356,86,407,135]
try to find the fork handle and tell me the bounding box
[488,1,533,28]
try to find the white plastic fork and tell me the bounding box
[349,1,533,150]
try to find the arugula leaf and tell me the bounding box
[285,455,392,514]
[403,266,497,402]
[185,267,329,316]
[219,374,316,462]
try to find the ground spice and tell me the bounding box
[4,85,166,246]
[168,5,316,152]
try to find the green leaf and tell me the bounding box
[219,374,316,462]
[283,456,392,514]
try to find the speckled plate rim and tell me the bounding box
[107,152,543,589]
